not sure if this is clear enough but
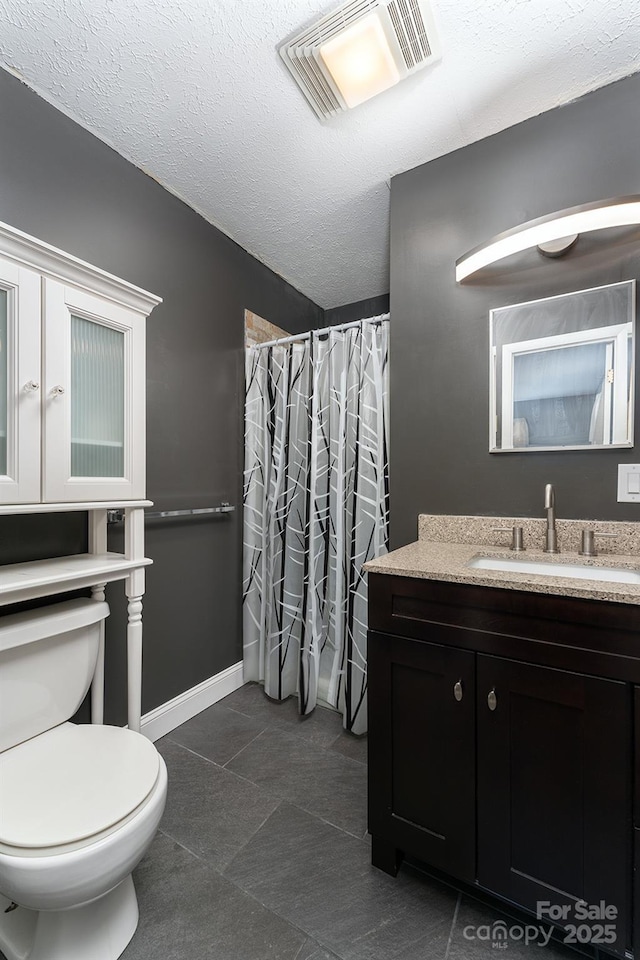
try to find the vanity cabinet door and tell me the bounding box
[477,654,632,957]
[368,630,476,881]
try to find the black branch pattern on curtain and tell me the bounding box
[242,317,390,734]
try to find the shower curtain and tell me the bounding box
[243,316,389,734]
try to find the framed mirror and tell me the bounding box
[490,280,636,452]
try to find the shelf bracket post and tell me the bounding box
[89,509,108,725]
[125,506,146,734]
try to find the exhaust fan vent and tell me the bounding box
[388,0,433,69]
[278,0,441,121]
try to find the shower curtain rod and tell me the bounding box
[251,314,388,350]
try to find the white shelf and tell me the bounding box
[0,553,152,606]
[0,500,152,515]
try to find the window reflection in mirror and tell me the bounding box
[490,281,635,452]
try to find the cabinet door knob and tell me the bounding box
[487,688,497,711]
[453,680,463,702]
[24,380,40,392]
[51,385,66,396]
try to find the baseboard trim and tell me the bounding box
[141,662,245,742]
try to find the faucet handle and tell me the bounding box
[579,529,617,558]
[492,525,525,552]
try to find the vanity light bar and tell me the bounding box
[455,195,640,283]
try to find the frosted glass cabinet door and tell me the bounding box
[0,256,41,503]
[70,315,125,478]
[43,280,145,502]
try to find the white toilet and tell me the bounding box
[0,598,168,960]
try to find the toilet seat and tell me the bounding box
[0,723,160,855]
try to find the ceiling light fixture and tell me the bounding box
[278,0,441,121]
[455,196,640,283]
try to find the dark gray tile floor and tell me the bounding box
[115,682,583,960]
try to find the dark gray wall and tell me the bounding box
[324,293,389,327]
[390,73,640,549]
[0,69,322,723]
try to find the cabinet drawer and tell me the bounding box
[368,573,640,683]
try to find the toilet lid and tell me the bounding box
[0,723,160,849]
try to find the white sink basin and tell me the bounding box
[468,555,640,584]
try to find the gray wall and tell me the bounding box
[0,69,322,723]
[324,293,390,327]
[390,73,640,549]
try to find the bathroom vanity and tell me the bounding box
[366,517,640,959]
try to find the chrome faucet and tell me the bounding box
[543,483,559,554]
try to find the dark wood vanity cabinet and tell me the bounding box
[368,573,638,958]
[476,655,631,927]
[368,632,476,881]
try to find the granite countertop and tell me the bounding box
[364,515,640,605]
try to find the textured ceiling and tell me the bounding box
[1,0,639,308]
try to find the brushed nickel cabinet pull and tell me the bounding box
[488,688,497,711]
[454,680,463,702]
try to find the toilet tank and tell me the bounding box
[0,598,110,753]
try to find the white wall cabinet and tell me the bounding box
[0,228,155,504]
[0,220,161,733]
[0,253,40,503]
